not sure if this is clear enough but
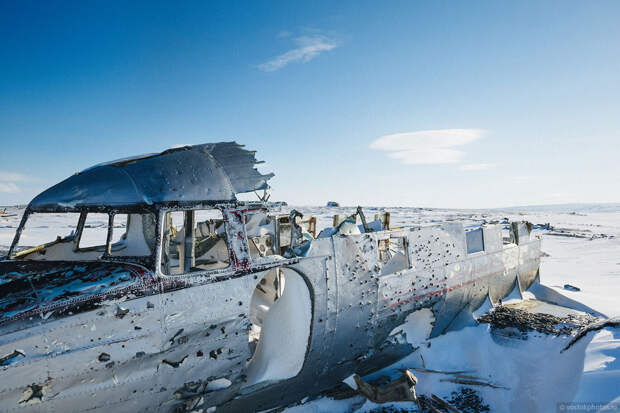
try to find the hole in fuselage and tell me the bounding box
[245,267,311,387]
[248,267,285,356]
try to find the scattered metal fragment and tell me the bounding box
[412,368,474,376]
[439,378,509,390]
[431,394,461,413]
[353,369,418,403]
[417,396,444,413]
[561,316,620,352]
[454,374,485,381]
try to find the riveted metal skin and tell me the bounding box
[0,206,541,412]
[0,143,542,412]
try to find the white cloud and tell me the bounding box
[370,129,485,165]
[258,35,338,72]
[0,171,36,193]
[460,163,496,171]
[0,182,19,193]
[0,171,34,182]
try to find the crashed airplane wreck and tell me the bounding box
[0,142,550,412]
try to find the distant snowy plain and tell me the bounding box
[1,205,619,412]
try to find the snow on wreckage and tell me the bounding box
[0,141,600,412]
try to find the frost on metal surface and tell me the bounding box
[29,142,273,209]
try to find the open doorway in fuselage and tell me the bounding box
[245,267,312,387]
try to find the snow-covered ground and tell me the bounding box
[1,205,619,412]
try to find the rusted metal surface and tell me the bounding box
[0,142,544,412]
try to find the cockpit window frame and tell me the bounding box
[6,207,159,269]
[155,205,236,280]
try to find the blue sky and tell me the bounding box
[1,1,619,208]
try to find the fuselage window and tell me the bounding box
[272,214,316,256]
[379,236,410,275]
[466,228,485,254]
[161,209,230,275]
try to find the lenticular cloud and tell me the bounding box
[370,129,484,165]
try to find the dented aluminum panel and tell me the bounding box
[0,142,544,412]
[29,142,273,210]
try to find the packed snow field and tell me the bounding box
[1,205,619,412]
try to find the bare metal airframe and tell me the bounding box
[1,142,547,412]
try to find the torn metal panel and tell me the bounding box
[29,142,273,210]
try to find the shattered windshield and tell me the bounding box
[12,212,80,259]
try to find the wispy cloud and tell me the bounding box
[0,182,19,193]
[370,129,485,165]
[460,163,496,171]
[0,171,34,182]
[258,34,338,72]
[0,171,36,193]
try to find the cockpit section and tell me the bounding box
[9,211,155,263]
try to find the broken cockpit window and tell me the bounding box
[12,212,155,261]
[161,209,230,275]
[273,213,316,255]
[76,213,154,257]
[12,212,80,259]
